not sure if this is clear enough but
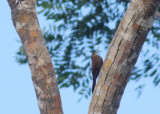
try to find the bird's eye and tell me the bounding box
[92,52,95,56]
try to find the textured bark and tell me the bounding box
[89,0,160,114]
[7,0,63,114]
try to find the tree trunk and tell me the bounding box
[89,0,159,114]
[7,0,63,114]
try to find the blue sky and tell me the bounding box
[1,1,160,114]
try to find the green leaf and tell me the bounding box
[150,69,157,77]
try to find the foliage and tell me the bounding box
[15,0,160,99]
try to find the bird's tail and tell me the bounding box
[92,78,96,93]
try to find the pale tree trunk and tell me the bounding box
[7,0,63,114]
[89,0,160,114]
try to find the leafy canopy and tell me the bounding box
[16,0,160,99]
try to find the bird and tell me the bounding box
[91,48,103,93]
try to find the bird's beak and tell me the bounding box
[95,47,99,54]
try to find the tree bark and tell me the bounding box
[7,0,63,114]
[89,0,159,114]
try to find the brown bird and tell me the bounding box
[91,48,103,93]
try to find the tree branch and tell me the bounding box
[89,0,160,114]
[7,0,63,113]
